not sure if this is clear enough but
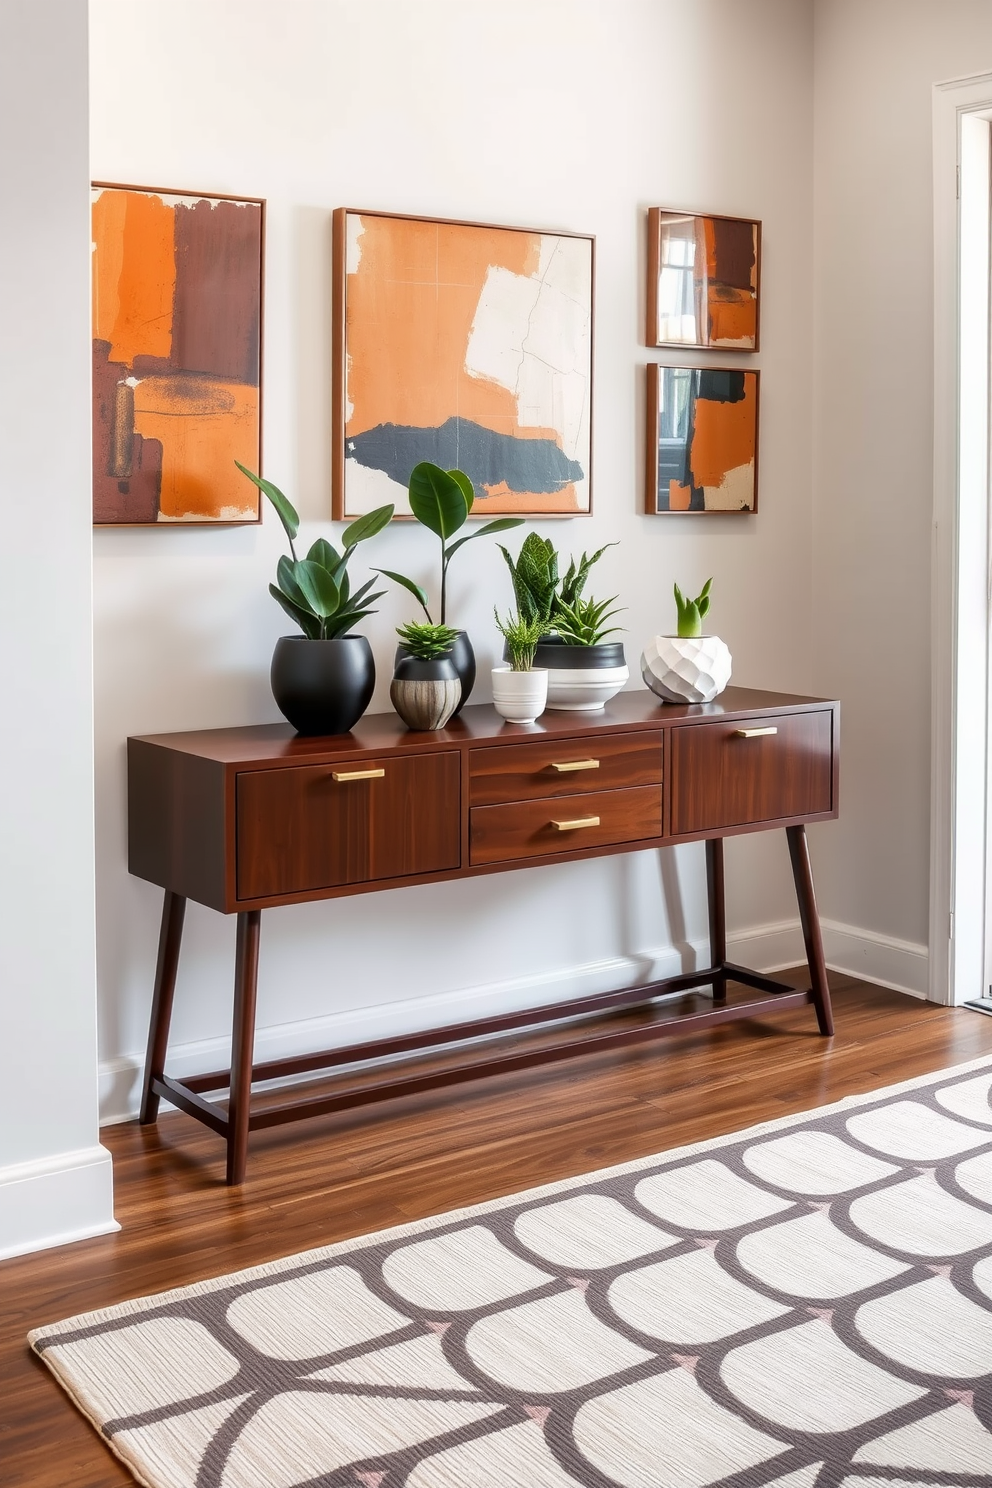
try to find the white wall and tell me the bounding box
[0,1,116,1255]
[811,0,992,992]
[91,0,820,1121]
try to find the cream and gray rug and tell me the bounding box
[30,1057,992,1488]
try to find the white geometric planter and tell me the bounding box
[491,666,548,725]
[640,634,732,704]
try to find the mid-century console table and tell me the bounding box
[128,686,839,1183]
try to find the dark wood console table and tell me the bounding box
[128,686,839,1183]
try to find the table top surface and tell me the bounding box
[131,686,838,765]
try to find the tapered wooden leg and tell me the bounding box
[227,910,261,1185]
[787,824,835,1036]
[139,891,187,1124]
[706,838,728,1003]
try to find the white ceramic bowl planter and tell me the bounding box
[491,666,548,725]
[533,639,628,712]
[641,634,732,704]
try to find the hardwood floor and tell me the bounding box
[3,972,992,1485]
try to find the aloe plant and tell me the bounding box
[558,544,617,610]
[376,462,522,624]
[395,620,461,660]
[553,594,624,647]
[493,610,549,670]
[237,462,392,640]
[674,578,713,639]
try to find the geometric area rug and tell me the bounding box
[29,1058,992,1488]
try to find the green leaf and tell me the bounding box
[236,460,299,544]
[443,516,524,561]
[276,554,311,611]
[408,462,469,539]
[447,468,475,514]
[322,602,382,639]
[373,567,433,620]
[698,595,710,619]
[269,583,320,638]
[294,559,340,619]
[342,503,394,548]
[307,537,340,571]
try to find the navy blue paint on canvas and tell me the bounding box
[346,417,583,498]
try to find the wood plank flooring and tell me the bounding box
[3,972,992,1485]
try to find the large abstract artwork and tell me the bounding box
[647,209,760,351]
[646,364,759,514]
[332,210,594,518]
[91,184,264,525]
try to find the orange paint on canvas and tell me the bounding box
[133,375,258,519]
[668,479,692,511]
[92,190,175,364]
[478,480,584,514]
[690,379,756,490]
[708,289,756,345]
[345,216,541,440]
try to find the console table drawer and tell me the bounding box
[470,730,663,806]
[470,784,662,865]
[671,711,834,836]
[237,752,460,900]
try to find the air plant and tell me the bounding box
[673,578,713,639]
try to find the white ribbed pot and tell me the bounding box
[641,634,733,704]
[491,666,548,725]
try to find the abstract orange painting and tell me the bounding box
[92,184,264,525]
[645,365,759,514]
[647,209,760,351]
[332,210,594,518]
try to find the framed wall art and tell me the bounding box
[645,363,759,514]
[646,208,760,351]
[332,209,594,519]
[91,183,264,525]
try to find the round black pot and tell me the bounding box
[395,629,475,714]
[270,634,375,736]
[530,637,627,670]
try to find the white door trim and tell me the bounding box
[931,73,992,1005]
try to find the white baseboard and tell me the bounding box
[99,917,931,1126]
[0,1145,119,1261]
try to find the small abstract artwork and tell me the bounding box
[647,209,760,351]
[646,364,759,514]
[91,183,264,525]
[333,209,594,518]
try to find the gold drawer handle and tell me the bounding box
[551,815,601,832]
[550,758,600,773]
[734,727,778,739]
[331,768,385,782]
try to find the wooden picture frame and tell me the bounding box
[91,182,265,526]
[645,363,760,514]
[646,208,760,351]
[332,208,595,519]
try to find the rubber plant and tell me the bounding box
[673,578,713,638]
[237,461,392,639]
[376,462,523,623]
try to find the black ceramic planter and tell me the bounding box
[395,628,475,714]
[530,638,627,670]
[270,634,375,735]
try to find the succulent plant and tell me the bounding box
[674,578,713,639]
[237,461,391,640]
[553,593,624,647]
[394,620,461,661]
[498,533,560,627]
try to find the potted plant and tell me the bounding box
[500,534,628,710]
[236,462,392,734]
[491,611,549,724]
[376,461,522,713]
[641,578,733,703]
[390,621,463,731]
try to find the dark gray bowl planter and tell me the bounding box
[531,637,627,670]
[270,635,375,736]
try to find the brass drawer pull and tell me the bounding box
[551,815,601,831]
[550,758,600,773]
[734,727,778,739]
[331,768,386,782]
